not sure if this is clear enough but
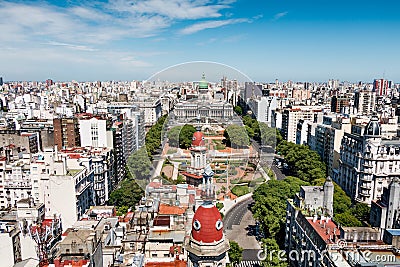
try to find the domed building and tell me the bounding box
[338,115,400,204]
[198,73,209,94]
[173,74,236,125]
[185,202,230,267]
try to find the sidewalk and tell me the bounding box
[219,193,253,215]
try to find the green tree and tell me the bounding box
[234,105,243,115]
[127,147,153,180]
[332,183,352,214]
[252,177,309,240]
[334,212,363,227]
[277,141,326,183]
[175,175,186,184]
[108,168,144,211]
[179,124,196,149]
[259,123,277,147]
[261,238,288,267]
[145,115,167,158]
[351,203,370,222]
[225,124,250,148]
[228,241,243,266]
[167,126,182,147]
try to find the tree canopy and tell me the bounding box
[228,241,243,266]
[277,141,326,183]
[234,105,243,116]
[108,167,144,212]
[259,122,278,148]
[252,176,309,240]
[167,126,182,147]
[179,124,196,149]
[145,115,167,159]
[224,124,250,148]
[127,147,153,180]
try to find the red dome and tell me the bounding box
[192,131,205,147]
[191,203,223,243]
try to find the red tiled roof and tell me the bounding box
[182,172,202,179]
[159,204,186,215]
[307,218,339,243]
[146,260,186,267]
[148,181,162,188]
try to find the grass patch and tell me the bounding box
[167,148,177,154]
[231,185,250,197]
[216,202,224,210]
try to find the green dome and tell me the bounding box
[199,73,208,89]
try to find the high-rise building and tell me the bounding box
[354,89,376,115]
[53,117,80,150]
[281,106,324,143]
[374,79,389,96]
[45,79,53,87]
[78,116,108,148]
[330,96,350,113]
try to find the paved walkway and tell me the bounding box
[172,162,179,180]
[225,207,261,250]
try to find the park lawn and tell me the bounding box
[231,185,250,197]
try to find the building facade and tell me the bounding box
[337,116,400,204]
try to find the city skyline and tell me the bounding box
[1,0,400,82]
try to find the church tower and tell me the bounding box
[185,202,230,267]
[183,130,207,186]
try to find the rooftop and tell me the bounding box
[159,204,186,215]
[307,218,339,244]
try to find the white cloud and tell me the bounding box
[45,41,98,52]
[273,11,288,21]
[0,0,239,45]
[109,0,230,20]
[180,18,249,34]
[0,0,252,80]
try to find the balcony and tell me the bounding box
[4,183,32,189]
[360,184,372,190]
[360,176,372,182]
[362,163,373,168]
[359,191,371,197]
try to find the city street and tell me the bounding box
[224,198,261,261]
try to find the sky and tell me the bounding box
[0,0,400,82]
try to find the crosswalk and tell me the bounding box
[234,261,262,267]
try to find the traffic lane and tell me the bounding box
[224,198,254,230]
[271,164,286,180]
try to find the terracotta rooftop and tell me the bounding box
[145,259,186,267]
[159,204,186,215]
[307,218,339,244]
[181,171,202,179]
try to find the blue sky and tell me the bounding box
[0,0,399,82]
